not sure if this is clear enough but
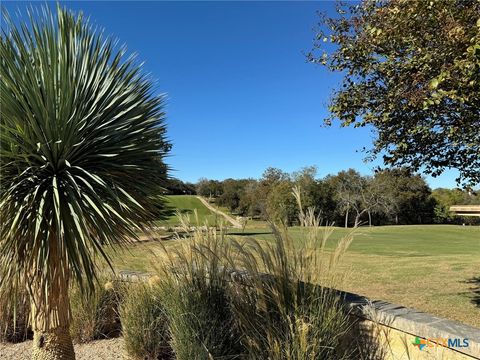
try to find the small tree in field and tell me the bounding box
[1,5,170,359]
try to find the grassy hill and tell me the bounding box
[157,195,223,226]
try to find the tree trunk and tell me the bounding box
[344,208,349,228]
[30,235,75,360]
[31,325,75,360]
[354,209,367,227]
[354,213,361,227]
[368,211,372,227]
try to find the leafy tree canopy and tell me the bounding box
[309,0,480,186]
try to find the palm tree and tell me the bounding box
[0,5,171,359]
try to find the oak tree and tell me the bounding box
[310,0,480,186]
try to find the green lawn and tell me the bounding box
[115,211,480,327]
[156,195,223,226]
[235,225,480,257]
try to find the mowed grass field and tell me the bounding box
[232,225,480,327]
[156,195,223,226]
[111,198,480,327]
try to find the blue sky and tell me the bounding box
[3,1,460,188]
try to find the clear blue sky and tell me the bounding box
[3,1,460,188]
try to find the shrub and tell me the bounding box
[0,285,31,343]
[158,226,244,360]
[229,190,356,359]
[120,282,171,360]
[120,188,381,359]
[70,276,123,343]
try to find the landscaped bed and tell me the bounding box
[2,223,479,359]
[109,224,480,328]
[1,223,383,359]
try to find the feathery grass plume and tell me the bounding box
[228,187,356,359]
[1,4,170,357]
[70,274,123,343]
[155,219,244,360]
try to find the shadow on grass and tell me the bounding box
[464,277,480,307]
[227,230,273,236]
[177,209,193,215]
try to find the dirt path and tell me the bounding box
[196,196,242,228]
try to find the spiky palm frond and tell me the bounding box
[0,5,171,291]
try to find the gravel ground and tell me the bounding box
[0,338,127,359]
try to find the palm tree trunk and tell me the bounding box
[30,235,75,360]
[31,322,74,360]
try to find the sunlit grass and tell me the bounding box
[107,224,480,327]
[156,195,221,226]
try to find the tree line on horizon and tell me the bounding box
[166,167,480,227]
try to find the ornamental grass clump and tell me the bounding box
[70,276,123,343]
[228,189,356,359]
[150,191,359,359]
[156,220,244,360]
[0,286,31,343]
[120,282,171,360]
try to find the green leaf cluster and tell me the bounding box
[309,0,480,186]
[0,5,171,292]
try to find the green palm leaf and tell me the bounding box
[0,4,171,296]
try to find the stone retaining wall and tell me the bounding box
[118,269,480,359]
[343,290,480,359]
